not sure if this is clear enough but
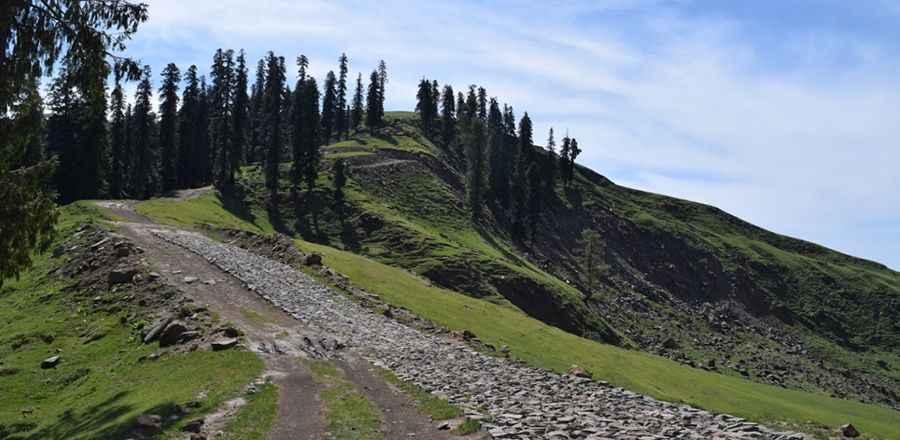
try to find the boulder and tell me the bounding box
[159,321,189,347]
[182,418,204,433]
[211,338,238,351]
[142,318,173,344]
[567,365,592,379]
[134,413,162,433]
[841,423,860,438]
[183,276,199,284]
[304,253,323,266]
[108,267,138,285]
[41,355,61,369]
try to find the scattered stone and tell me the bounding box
[41,355,61,369]
[568,365,592,379]
[182,418,204,433]
[211,338,238,351]
[142,318,173,344]
[841,423,860,438]
[203,279,216,286]
[148,272,161,280]
[134,413,162,433]
[159,321,189,347]
[108,267,138,285]
[183,276,199,284]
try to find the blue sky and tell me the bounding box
[126,0,900,269]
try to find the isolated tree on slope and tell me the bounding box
[351,73,364,130]
[336,53,349,139]
[542,127,557,192]
[159,63,180,193]
[580,229,607,299]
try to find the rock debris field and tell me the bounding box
[152,228,806,440]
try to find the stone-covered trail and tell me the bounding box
[150,226,806,440]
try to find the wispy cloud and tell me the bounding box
[130,0,900,268]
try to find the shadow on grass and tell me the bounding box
[218,183,263,229]
[4,391,182,440]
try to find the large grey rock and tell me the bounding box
[159,321,189,347]
[40,356,60,369]
[142,318,173,344]
[211,338,238,351]
[134,413,162,433]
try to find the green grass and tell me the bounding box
[454,418,482,435]
[219,382,279,440]
[376,368,461,421]
[131,185,900,439]
[0,203,264,440]
[307,360,383,440]
[136,191,274,234]
[291,238,900,439]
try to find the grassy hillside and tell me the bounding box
[0,203,263,439]
[135,184,900,439]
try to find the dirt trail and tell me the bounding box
[100,200,465,440]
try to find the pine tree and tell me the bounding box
[263,52,286,204]
[109,73,127,198]
[510,112,533,240]
[415,78,437,136]
[336,53,349,139]
[467,120,486,221]
[177,65,199,188]
[301,77,321,193]
[46,71,79,203]
[321,71,337,144]
[559,135,571,185]
[568,137,581,183]
[249,58,266,163]
[580,229,606,299]
[477,87,487,123]
[542,127,556,192]
[210,49,235,186]
[132,65,155,199]
[365,70,382,129]
[377,60,388,117]
[231,50,250,183]
[78,50,109,201]
[526,162,541,240]
[196,78,212,185]
[351,73,364,130]
[158,63,180,193]
[19,77,44,169]
[440,85,456,150]
[486,98,506,205]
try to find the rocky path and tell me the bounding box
[150,226,807,440]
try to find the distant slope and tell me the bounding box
[142,111,899,411]
[135,177,900,439]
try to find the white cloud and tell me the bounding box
[130,0,900,268]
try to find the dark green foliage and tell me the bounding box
[321,71,337,144]
[477,87,487,123]
[177,66,206,188]
[333,158,347,217]
[158,63,180,193]
[511,113,533,240]
[415,78,438,136]
[486,98,508,207]
[132,65,156,199]
[263,52,286,203]
[231,50,250,183]
[249,58,267,163]
[542,127,557,192]
[210,49,235,187]
[526,162,542,240]
[580,229,606,298]
[351,73,364,130]
[466,120,486,221]
[559,135,571,186]
[1,0,147,283]
[336,53,349,139]
[365,70,383,129]
[568,137,581,183]
[109,75,126,198]
[439,85,456,150]
[291,63,321,195]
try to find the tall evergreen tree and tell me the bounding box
[486,98,506,205]
[440,85,456,149]
[321,71,337,143]
[301,78,322,193]
[249,58,266,163]
[351,73,364,130]
[109,74,127,198]
[263,52,286,204]
[542,127,557,192]
[132,65,154,199]
[510,112,533,240]
[78,50,110,201]
[230,50,250,183]
[195,77,212,186]
[46,71,79,203]
[377,60,388,115]
[177,65,200,188]
[467,120,486,221]
[365,70,382,129]
[18,77,44,169]
[526,162,542,240]
[210,48,235,186]
[336,53,349,139]
[415,78,437,136]
[477,86,487,123]
[568,137,581,183]
[158,63,180,193]
[559,135,570,185]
